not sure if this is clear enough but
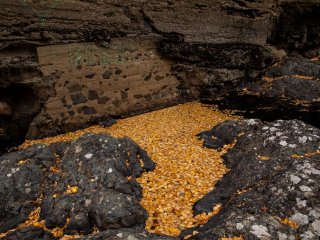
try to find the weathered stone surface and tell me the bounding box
[253,55,320,107]
[184,119,320,239]
[0,145,56,233]
[205,53,320,131]
[76,228,177,240]
[0,227,56,240]
[40,133,154,234]
[0,133,156,237]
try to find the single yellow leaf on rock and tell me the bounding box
[280,218,299,229]
[258,155,270,161]
[220,237,244,240]
[66,185,78,194]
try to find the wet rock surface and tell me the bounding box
[185,119,320,239]
[75,228,177,240]
[1,227,56,240]
[0,145,56,233]
[0,133,156,238]
[208,54,320,129]
[249,55,320,106]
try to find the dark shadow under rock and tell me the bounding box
[184,119,320,240]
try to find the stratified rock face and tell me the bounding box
[0,134,156,238]
[1,0,320,151]
[187,119,320,239]
[27,38,180,139]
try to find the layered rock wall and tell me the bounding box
[28,37,180,138]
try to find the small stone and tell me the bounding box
[290,213,309,226]
[84,153,93,159]
[296,198,307,208]
[311,168,320,175]
[278,232,288,240]
[236,222,244,230]
[247,119,257,125]
[279,140,288,146]
[312,220,320,236]
[299,185,312,192]
[298,136,308,143]
[250,225,271,239]
[289,144,297,148]
[290,175,301,184]
[301,231,315,240]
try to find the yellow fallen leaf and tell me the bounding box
[258,155,270,161]
[280,218,299,229]
[220,237,244,240]
[168,227,181,236]
[66,185,78,194]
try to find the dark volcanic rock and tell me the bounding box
[188,119,320,239]
[266,55,320,79]
[40,134,155,234]
[76,228,177,240]
[260,55,320,104]
[0,134,157,238]
[0,227,56,240]
[159,43,276,69]
[0,145,56,233]
[208,55,320,129]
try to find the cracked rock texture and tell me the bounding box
[0,133,158,239]
[76,229,177,240]
[185,119,320,239]
[1,0,320,152]
[210,53,320,129]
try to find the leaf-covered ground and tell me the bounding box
[21,102,240,237]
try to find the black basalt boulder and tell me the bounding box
[0,133,157,238]
[185,119,320,240]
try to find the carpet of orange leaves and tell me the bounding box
[20,102,240,237]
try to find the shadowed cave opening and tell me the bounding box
[202,94,320,129]
[0,83,40,154]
